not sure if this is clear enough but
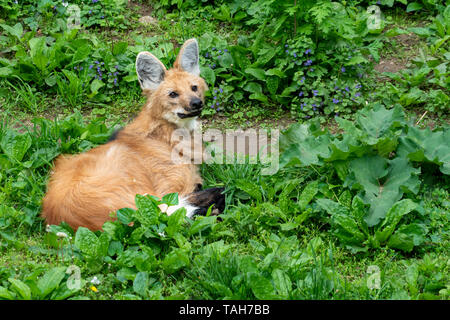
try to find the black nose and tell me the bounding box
[190,98,203,110]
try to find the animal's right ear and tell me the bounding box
[135,52,167,90]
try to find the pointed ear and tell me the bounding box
[135,52,167,90]
[174,38,200,76]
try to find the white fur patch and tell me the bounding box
[158,197,199,218]
[164,110,199,131]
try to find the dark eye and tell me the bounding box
[191,85,198,92]
[169,91,178,98]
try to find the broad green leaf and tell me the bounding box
[235,179,263,202]
[249,93,268,103]
[271,269,292,298]
[89,79,105,96]
[247,272,278,300]
[398,126,450,175]
[218,52,233,68]
[29,37,49,72]
[243,82,262,94]
[244,68,266,81]
[161,193,179,206]
[0,23,23,39]
[133,271,149,297]
[355,104,405,144]
[37,267,66,298]
[298,181,318,210]
[200,66,215,86]
[29,147,59,168]
[375,199,419,243]
[0,130,32,162]
[162,248,189,273]
[345,55,368,66]
[387,232,414,252]
[8,278,31,300]
[346,156,420,227]
[406,2,423,12]
[408,27,432,37]
[166,208,186,237]
[74,227,99,257]
[189,216,217,235]
[116,207,135,225]
[134,194,160,227]
[0,286,15,300]
[266,76,279,95]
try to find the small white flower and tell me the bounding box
[158,232,166,238]
[56,232,68,238]
[46,224,51,232]
[62,1,69,7]
[90,276,101,285]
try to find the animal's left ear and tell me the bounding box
[174,38,200,76]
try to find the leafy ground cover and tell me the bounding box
[0,0,449,300]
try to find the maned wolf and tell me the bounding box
[42,39,225,231]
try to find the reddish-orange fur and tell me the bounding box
[42,40,207,230]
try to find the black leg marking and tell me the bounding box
[187,187,225,216]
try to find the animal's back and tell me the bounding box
[42,134,198,230]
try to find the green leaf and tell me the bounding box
[218,52,233,68]
[271,269,292,298]
[408,27,432,37]
[189,216,217,235]
[89,79,105,96]
[0,23,23,39]
[398,126,450,175]
[0,130,32,162]
[247,273,278,300]
[266,77,279,96]
[346,156,420,227]
[243,82,262,94]
[355,104,405,144]
[406,2,423,12]
[116,207,135,225]
[249,93,268,103]
[134,194,160,227]
[235,179,263,202]
[29,147,59,168]
[265,68,285,78]
[74,227,100,257]
[133,271,150,297]
[37,267,66,298]
[387,232,414,252]
[161,193,179,206]
[244,68,266,81]
[298,181,319,210]
[375,199,419,244]
[162,248,189,273]
[0,286,15,300]
[8,278,31,300]
[345,55,368,66]
[166,208,186,237]
[29,37,49,72]
[200,66,215,86]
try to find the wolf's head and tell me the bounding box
[136,39,207,130]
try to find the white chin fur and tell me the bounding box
[164,110,198,131]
